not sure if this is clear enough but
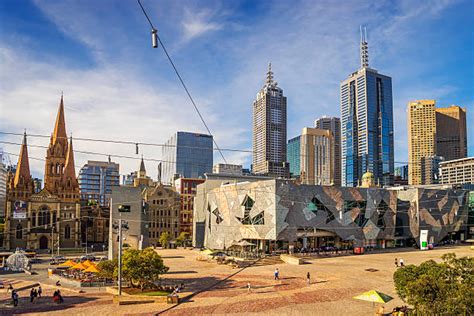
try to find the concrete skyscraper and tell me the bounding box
[315,116,341,186]
[252,63,289,178]
[300,128,334,185]
[340,28,394,187]
[436,105,467,161]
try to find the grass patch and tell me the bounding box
[140,291,170,296]
[122,288,171,296]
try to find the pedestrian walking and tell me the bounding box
[247,282,251,293]
[30,288,35,303]
[306,272,311,286]
[274,268,280,280]
[394,258,398,267]
[400,258,404,267]
[12,290,19,307]
[33,288,38,303]
[38,285,42,298]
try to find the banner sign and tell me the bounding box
[420,230,429,250]
[13,200,27,219]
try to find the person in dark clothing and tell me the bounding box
[38,286,42,298]
[12,290,19,307]
[395,258,398,267]
[30,288,35,303]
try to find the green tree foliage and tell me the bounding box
[122,247,169,291]
[97,258,118,280]
[175,232,190,247]
[393,253,473,314]
[159,232,171,248]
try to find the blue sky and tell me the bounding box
[0,0,473,179]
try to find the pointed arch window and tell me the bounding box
[56,163,61,175]
[16,224,23,239]
[64,225,71,239]
[32,212,36,226]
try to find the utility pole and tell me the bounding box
[118,212,123,296]
[57,231,60,256]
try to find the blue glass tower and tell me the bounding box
[162,131,213,184]
[340,28,394,187]
[287,136,301,178]
[78,160,120,206]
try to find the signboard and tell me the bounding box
[13,200,27,219]
[118,205,131,213]
[420,230,429,250]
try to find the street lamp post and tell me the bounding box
[118,212,123,296]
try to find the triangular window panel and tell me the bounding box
[212,208,223,224]
[310,196,330,215]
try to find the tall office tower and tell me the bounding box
[287,136,301,178]
[340,28,394,187]
[394,165,408,180]
[315,116,341,186]
[78,160,120,207]
[408,100,437,185]
[421,155,444,185]
[252,63,289,178]
[300,128,334,185]
[436,105,467,161]
[162,131,213,184]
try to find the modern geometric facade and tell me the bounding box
[287,136,301,178]
[340,30,394,187]
[408,100,437,185]
[4,96,81,250]
[300,128,334,186]
[194,179,469,251]
[162,131,213,185]
[436,105,467,161]
[440,157,474,185]
[315,116,341,186]
[78,160,120,207]
[252,63,289,178]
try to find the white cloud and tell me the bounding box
[181,8,223,42]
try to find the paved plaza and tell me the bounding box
[0,246,471,315]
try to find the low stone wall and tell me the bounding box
[280,254,304,265]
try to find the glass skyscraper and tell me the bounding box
[287,136,301,178]
[78,160,120,207]
[340,29,394,187]
[162,131,213,184]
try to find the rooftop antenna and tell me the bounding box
[360,25,369,68]
[265,62,274,86]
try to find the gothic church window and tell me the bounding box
[65,225,71,239]
[16,224,23,239]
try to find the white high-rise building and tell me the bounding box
[315,116,341,186]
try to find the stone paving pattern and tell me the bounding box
[0,246,471,315]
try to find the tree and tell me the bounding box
[393,253,473,315]
[175,232,190,247]
[97,258,118,280]
[122,247,168,291]
[159,232,171,249]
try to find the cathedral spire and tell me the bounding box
[139,155,146,178]
[62,136,78,188]
[52,94,67,146]
[13,131,32,188]
[360,26,369,68]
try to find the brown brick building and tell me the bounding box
[174,178,204,235]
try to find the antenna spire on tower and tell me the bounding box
[265,62,274,86]
[360,26,369,68]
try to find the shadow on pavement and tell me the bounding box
[0,295,99,315]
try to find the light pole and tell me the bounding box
[51,224,54,260]
[118,212,123,296]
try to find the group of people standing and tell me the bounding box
[29,286,42,303]
[394,258,405,268]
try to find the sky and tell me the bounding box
[0,0,473,181]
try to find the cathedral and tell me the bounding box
[4,96,81,250]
